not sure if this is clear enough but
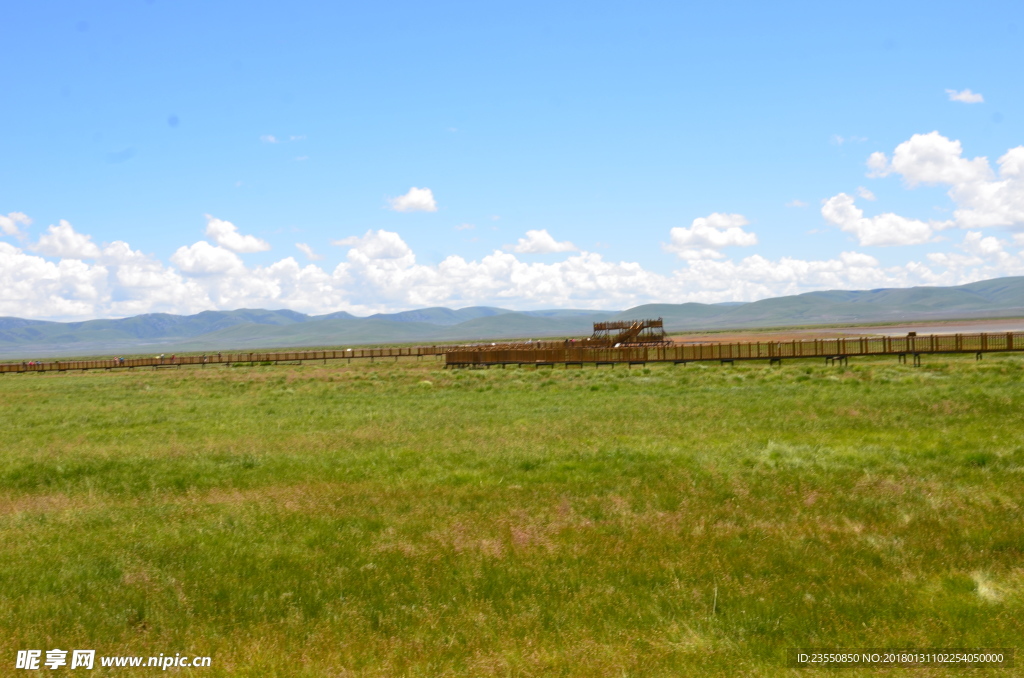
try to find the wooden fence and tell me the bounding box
[444,332,1024,367]
[3,332,1023,374]
[0,345,457,374]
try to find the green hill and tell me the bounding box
[1,277,1023,358]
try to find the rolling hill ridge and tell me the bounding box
[2,277,1023,358]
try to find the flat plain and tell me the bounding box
[1,355,1022,676]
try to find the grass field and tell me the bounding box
[1,355,1022,676]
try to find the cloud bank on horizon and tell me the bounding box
[3,132,1024,320]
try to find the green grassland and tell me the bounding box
[1,355,1022,676]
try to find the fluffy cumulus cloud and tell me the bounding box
[333,230,415,260]
[171,241,245,275]
[0,243,108,318]
[821,193,948,246]
[866,132,1024,230]
[327,230,668,310]
[946,88,984,104]
[8,186,1024,320]
[204,215,271,253]
[506,229,577,254]
[388,187,438,213]
[671,250,897,302]
[32,220,102,259]
[866,151,890,178]
[959,231,1003,257]
[0,235,220,319]
[2,222,1023,321]
[666,213,758,259]
[925,231,1024,281]
[0,211,32,236]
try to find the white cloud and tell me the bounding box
[666,213,757,259]
[857,186,876,201]
[204,215,271,253]
[946,88,984,104]
[889,132,992,187]
[871,132,1024,230]
[837,251,880,268]
[507,229,577,254]
[785,200,808,208]
[7,219,1024,322]
[959,231,1003,257]
[32,220,102,259]
[821,193,947,246]
[333,229,415,263]
[0,243,108,318]
[866,151,891,178]
[0,238,219,320]
[925,231,1024,277]
[669,247,728,261]
[295,243,324,261]
[454,223,475,231]
[388,187,438,213]
[0,211,31,236]
[260,135,279,143]
[668,249,900,302]
[289,135,306,141]
[170,241,245,275]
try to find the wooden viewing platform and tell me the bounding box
[443,332,1024,368]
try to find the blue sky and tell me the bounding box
[2,1,1024,319]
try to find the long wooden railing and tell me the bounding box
[444,332,1024,367]
[0,345,457,374]
[3,332,1022,374]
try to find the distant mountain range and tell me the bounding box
[2,276,1023,358]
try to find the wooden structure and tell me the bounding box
[0,345,454,374]
[444,331,1024,368]
[589,318,668,346]
[3,331,1023,375]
